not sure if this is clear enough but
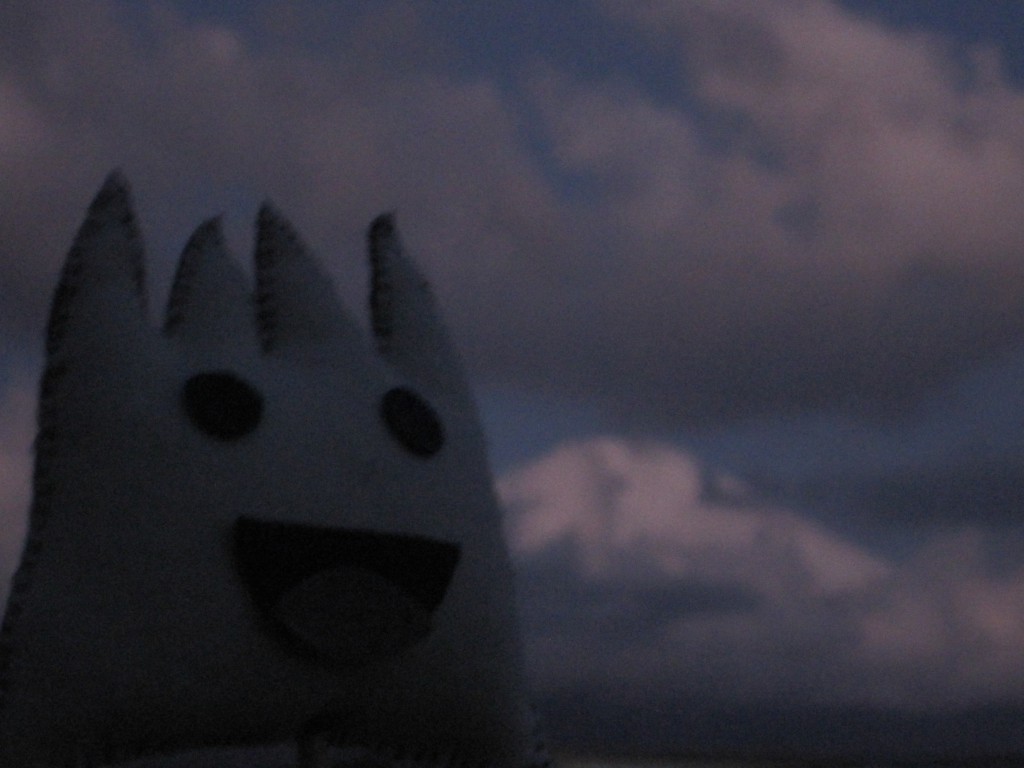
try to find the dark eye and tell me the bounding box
[183,371,263,440]
[380,387,444,457]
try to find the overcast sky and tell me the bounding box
[4,0,1024,761]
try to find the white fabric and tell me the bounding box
[0,174,532,767]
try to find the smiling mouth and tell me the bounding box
[233,516,461,664]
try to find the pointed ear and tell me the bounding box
[369,214,470,400]
[254,205,369,362]
[46,171,148,357]
[164,217,259,353]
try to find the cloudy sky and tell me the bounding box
[4,0,1024,761]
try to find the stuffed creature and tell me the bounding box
[0,173,544,768]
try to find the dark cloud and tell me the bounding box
[802,460,1024,529]
[0,370,33,588]
[540,691,1024,761]
[519,550,761,637]
[712,344,1024,534]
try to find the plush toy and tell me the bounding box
[0,173,544,768]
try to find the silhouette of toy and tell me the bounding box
[0,173,543,768]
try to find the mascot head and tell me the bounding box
[0,173,542,767]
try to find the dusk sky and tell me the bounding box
[4,0,1024,761]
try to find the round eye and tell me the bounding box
[183,371,263,440]
[380,387,444,457]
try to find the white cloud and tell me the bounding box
[0,1,568,340]
[500,437,890,596]
[520,0,1024,424]
[7,0,1024,435]
[596,0,1024,274]
[500,437,1024,709]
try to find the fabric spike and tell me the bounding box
[164,217,258,350]
[255,204,366,357]
[369,214,468,399]
[46,170,146,356]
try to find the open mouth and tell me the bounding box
[234,516,461,664]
